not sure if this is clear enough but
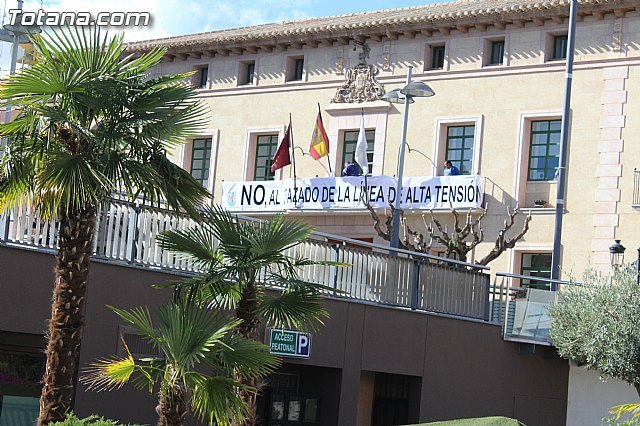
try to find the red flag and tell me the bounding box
[271,125,292,173]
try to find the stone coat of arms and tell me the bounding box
[332,43,385,103]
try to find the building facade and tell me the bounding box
[2,1,640,425]
[128,0,640,278]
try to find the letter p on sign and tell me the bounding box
[296,334,310,357]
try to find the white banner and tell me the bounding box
[221,175,484,212]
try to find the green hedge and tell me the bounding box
[405,417,526,426]
[48,413,145,426]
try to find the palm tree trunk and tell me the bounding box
[156,384,188,426]
[237,279,260,340]
[236,279,261,426]
[38,206,96,425]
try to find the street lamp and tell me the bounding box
[609,239,626,269]
[0,0,40,151]
[609,240,640,284]
[381,66,435,249]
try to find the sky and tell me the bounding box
[0,0,448,73]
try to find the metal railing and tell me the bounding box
[0,199,492,321]
[490,272,580,345]
[634,168,640,205]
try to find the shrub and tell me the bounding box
[48,413,145,426]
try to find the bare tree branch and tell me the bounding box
[477,206,532,265]
[364,181,532,266]
[365,199,391,241]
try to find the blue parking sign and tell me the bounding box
[296,333,311,357]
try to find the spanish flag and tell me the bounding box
[309,111,330,160]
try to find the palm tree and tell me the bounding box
[82,303,280,426]
[158,206,335,425]
[0,29,208,424]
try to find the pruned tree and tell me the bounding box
[365,201,532,265]
[550,267,640,399]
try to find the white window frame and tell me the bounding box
[424,40,449,72]
[284,53,307,83]
[514,111,563,206]
[510,245,554,278]
[433,115,484,176]
[242,126,287,181]
[191,62,211,89]
[482,35,508,67]
[236,57,259,87]
[179,129,220,195]
[325,108,388,176]
[544,30,569,63]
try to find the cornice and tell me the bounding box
[126,0,639,60]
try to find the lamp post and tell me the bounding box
[550,0,578,283]
[0,0,40,151]
[381,66,435,249]
[609,239,626,269]
[608,240,640,284]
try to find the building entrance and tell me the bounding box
[257,373,319,426]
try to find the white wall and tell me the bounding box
[567,365,638,426]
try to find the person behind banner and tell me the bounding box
[342,159,361,177]
[443,160,461,176]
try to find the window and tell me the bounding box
[528,120,561,181]
[285,56,304,82]
[341,129,375,176]
[552,34,568,60]
[238,60,256,85]
[489,40,504,65]
[429,45,445,70]
[195,66,208,89]
[0,332,45,426]
[520,253,552,289]
[254,134,279,181]
[445,125,474,175]
[190,138,212,187]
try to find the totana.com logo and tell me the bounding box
[8,9,151,27]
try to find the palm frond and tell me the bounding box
[210,334,280,379]
[108,305,157,342]
[158,225,219,268]
[154,303,240,368]
[82,354,137,392]
[186,372,250,426]
[260,290,329,331]
[611,403,640,420]
[35,151,111,217]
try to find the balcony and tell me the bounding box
[490,272,579,346]
[634,168,640,207]
[0,197,491,321]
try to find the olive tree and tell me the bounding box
[549,266,640,397]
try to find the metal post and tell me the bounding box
[551,0,578,286]
[1,213,8,242]
[331,243,341,295]
[129,204,141,264]
[1,0,22,151]
[636,247,640,285]
[390,66,413,249]
[483,274,491,322]
[410,259,421,310]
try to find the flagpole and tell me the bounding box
[289,113,299,203]
[289,113,297,180]
[318,103,333,175]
